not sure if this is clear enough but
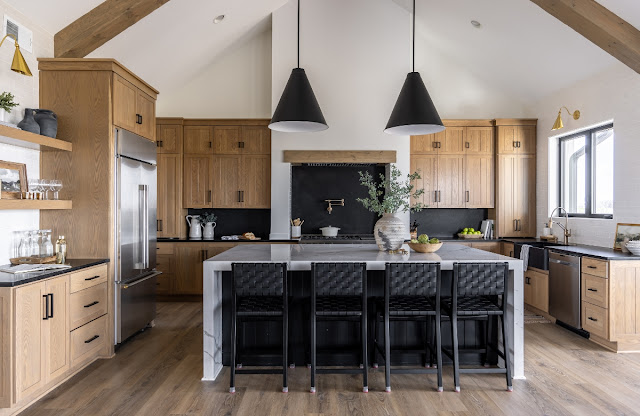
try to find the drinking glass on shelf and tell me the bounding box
[28,179,38,200]
[50,180,62,200]
[40,179,51,200]
[41,230,54,257]
[18,232,29,258]
[27,231,39,257]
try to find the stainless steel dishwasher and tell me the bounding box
[549,251,582,329]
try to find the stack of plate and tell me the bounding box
[625,241,640,255]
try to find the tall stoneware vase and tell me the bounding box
[374,213,406,251]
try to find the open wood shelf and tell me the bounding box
[0,199,72,210]
[0,125,72,152]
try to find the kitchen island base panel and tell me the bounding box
[203,244,524,381]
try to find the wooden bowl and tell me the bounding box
[408,242,443,253]
[457,233,484,239]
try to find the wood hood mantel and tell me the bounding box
[282,150,396,164]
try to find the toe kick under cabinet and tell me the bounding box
[581,257,640,352]
[0,264,110,411]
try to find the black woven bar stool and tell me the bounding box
[230,262,288,393]
[443,262,512,392]
[373,262,443,392]
[310,262,368,393]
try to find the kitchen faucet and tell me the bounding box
[325,199,344,214]
[548,207,572,245]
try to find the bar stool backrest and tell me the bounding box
[311,263,366,296]
[386,263,440,296]
[454,263,509,297]
[232,263,287,296]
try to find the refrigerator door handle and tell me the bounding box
[139,184,149,269]
[121,271,162,289]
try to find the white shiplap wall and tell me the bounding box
[0,0,54,264]
[531,62,640,246]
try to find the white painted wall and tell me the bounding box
[531,62,640,246]
[0,0,53,264]
[157,29,272,118]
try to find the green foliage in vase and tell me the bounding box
[0,92,19,113]
[356,165,425,216]
[201,212,217,224]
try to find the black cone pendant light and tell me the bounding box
[385,0,444,135]
[269,0,327,133]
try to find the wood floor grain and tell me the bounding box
[21,302,640,416]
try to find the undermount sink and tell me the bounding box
[513,242,568,270]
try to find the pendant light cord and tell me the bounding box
[297,0,300,69]
[412,0,415,72]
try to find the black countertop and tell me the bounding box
[0,259,109,287]
[547,245,640,260]
[157,238,298,243]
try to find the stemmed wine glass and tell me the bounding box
[40,179,50,200]
[28,178,38,200]
[50,180,62,200]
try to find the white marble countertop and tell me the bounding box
[204,243,522,271]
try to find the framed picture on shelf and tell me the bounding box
[0,160,27,200]
[613,223,640,251]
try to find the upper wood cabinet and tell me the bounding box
[184,126,213,154]
[465,155,494,208]
[157,153,183,238]
[496,121,536,154]
[496,154,536,237]
[156,125,183,154]
[113,74,156,141]
[437,155,466,208]
[212,154,270,209]
[183,155,212,209]
[411,155,438,207]
[410,132,440,154]
[242,155,271,208]
[465,127,494,154]
[213,126,271,155]
[439,127,465,154]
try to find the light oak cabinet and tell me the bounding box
[496,154,536,237]
[410,122,494,209]
[497,124,536,155]
[113,74,156,141]
[183,155,213,209]
[157,153,182,238]
[212,155,242,208]
[184,126,213,154]
[524,268,549,313]
[156,124,183,154]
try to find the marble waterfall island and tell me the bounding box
[203,243,524,381]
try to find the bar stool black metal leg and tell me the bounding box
[435,313,443,392]
[283,307,288,392]
[362,313,368,392]
[425,317,432,368]
[230,302,237,393]
[372,302,378,369]
[310,313,316,393]
[501,314,513,391]
[384,307,391,392]
[483,316,492,367]
[452,313,460,392]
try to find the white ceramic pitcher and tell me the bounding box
[186,215,203,240]
[203,222,216,240]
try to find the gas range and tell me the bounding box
[300,234,376,244]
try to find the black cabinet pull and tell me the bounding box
[465,142,470,149]
[240,190,244,203]
[84,335,100,344]
[434,190,438,203]
[209,141,212,148]
[432,141,437,149]
[437,142,441,148]
[85,275,101,281]
[139,114,143,124]
[84,301,99,308]
[43,295,49,320]
[207,190,212,203]
[238,190,242,203]
[466,190,470,203]
[587,265,597,269]
[588,317,598,322]
[587,288,598,292]
[49,293,54,318]
[238,141,245,149]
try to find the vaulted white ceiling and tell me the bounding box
[5,0,638,105]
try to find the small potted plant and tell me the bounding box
[357,165,425,251]
[201,212,217,240]
[0,92,19,123]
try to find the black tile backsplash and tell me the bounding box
[186,209,271,239]
[410,209,488,239]
[291,165,383,234]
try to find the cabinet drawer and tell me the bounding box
[157,272,172,295]
[581,274,608,309]
[156,254,175,274]
[582,302,609,340]
[70,265,108,293]
[157,243,174,255]
[70,315,107,367]
[70,283,108,330]
[582,257,608,278]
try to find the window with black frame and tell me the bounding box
[558,123,613,218]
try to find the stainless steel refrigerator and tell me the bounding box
[114,128,161,344]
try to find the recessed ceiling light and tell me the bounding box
[213,15,225,24]
[471,20,481,28]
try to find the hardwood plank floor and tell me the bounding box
[22,302,640,416]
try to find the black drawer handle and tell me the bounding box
[587,265,597,269]
[588,317,598,322]
[43,294,49,320]
[84,301,99,308]
[85,275,101,281]
[587,288,598,292]
[84,335,100,344]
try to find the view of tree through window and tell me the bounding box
[558,124,613,218]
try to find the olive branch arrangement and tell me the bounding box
[356,165,425,216]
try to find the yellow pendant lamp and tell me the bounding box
[552,106,580,130]
[0,34,32,76]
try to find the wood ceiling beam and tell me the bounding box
[54,0,171,58]
[530,0,640,75]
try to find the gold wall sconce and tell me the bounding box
[552,107,580,130]
[0,34,32,76]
